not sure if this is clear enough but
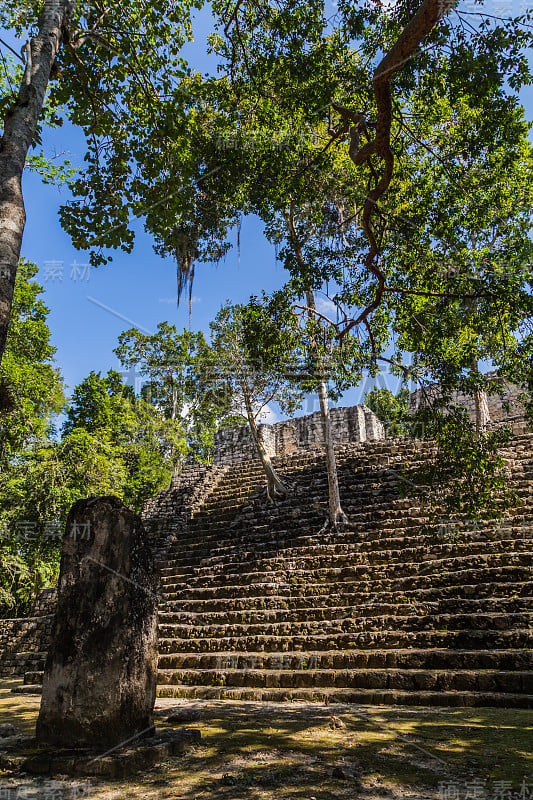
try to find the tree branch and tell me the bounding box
[331,0,456,334]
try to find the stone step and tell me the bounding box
[159,538,533,577]
[162,521,533,566]
[197,477,404,503]
[175,505,533,550]
[12,684,42,694]
[156,667,533,694]
[158,597,533,626]
[27,661,533,694]
[199,482,533,512]
[188,479,532,509]
[199,484,267,503]
[7,430,533,711]
[181,514,533,553]
[157,648,533,671]
[160,552,533,591]
[207,460,533,486]
[135,433,533,712]
[158,611,533,641]
[157,627,533,654]
[167,527,533,570]
[156,684,533,708]
[190,482,533,515]
[166,566,533,602]
[159,580,533,612]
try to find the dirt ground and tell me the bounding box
[1,678,532,800]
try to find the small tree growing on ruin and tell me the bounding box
[210,301,303,501]
[280,205,351,530]
[243,286,372,530]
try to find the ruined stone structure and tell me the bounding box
[36,497,158,747]
[214,404,385,465]
[3,405,533,708]
[0,590,55,679]
[408,371,527,428]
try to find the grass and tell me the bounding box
[0,679,532,799]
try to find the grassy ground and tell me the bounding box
[1,678,532,799]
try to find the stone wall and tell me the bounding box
[0,589,56,678]
[213,405,385,466]
[408,371,528,426]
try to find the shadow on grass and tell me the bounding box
[148,700,533,800]
[1,683,532,799]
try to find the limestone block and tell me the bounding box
[213,405,385,465]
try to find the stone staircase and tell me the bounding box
[155,434,533,707]
[12,434,533,706]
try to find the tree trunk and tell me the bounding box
[242,379,288,501]
[283,204,347,529]
[0,0,74,365]
[170,380,178,420]
[305,290,348,529]
[470,358,490,435]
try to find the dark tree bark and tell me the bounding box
[0,0,74,364]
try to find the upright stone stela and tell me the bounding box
[36,497,158,748]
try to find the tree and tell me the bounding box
[365,387,411,437]
[0,258,64,465]
[210,301,303,500]
[114,325,205,422]
[63,368,133,435]
[83,0,530,523]
[62,368,184,507]
[0,0,75,362]
[281,208,350,528]
[19,0,530,518]
[407,405,517,525]
[0,363,182,613]
[25,0,527,301]
[383,101,533,432]
[214,0,532,341]
[0,258,65,611]
[114,323,240,463]
[206,21,533,447]
[244,284,370,527]
[0,0,202,364]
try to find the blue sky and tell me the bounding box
[6,5,533,421]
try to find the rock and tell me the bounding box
[166,708,201,724]
[36,496,159,748]
[332,766,349,780]
[329,716,346,730]
[0,724,17,738]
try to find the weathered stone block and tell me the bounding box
[36,496,158,748]
[408,370,528,426]
[213,405,385,465]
